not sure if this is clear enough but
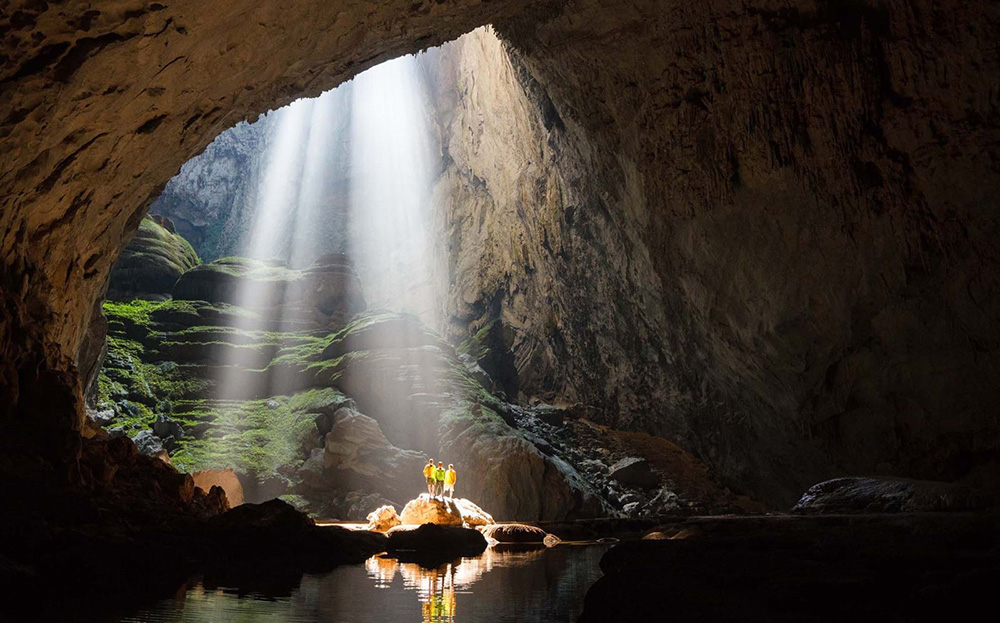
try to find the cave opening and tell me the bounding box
[2,2,999,621]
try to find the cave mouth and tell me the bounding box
[92,26,746,524]
[3,1,1000,620]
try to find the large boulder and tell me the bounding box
[608,457,659,489]
[367,505,402,532]
[107,215,201,301]
[793,477,999,514]
[454,498,495,526]
[385,523,488,558]
[399,494,465,526]
[210,498,314,532]
[479,523,552,544]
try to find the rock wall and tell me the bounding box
[483,1,1000,503]
[2,1,999,506]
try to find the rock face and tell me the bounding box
[793,477,1000,514]
[320,409,426,504]
[1,1,999,510]
[107,216,200,302]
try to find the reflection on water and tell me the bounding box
[366,547,549,623]
[116,545,608,623]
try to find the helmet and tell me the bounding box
[448,464,454,468]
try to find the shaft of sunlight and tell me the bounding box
[349,54,438,320]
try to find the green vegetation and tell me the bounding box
[168,388,348,477]
[457,321,494,360]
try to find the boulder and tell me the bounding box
[386,523,488,557]
[193,469,245,507]
[152,414,184,440]
[399,494,465,526]
[608,457,659,489]
[793,477,1000,514]
[453,498,495,526]
[131,430,164,457]
[367,505,402,532]
[210,498,314,532]
[479,523,551,544]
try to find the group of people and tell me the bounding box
[423,460,458,498]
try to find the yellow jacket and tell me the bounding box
[445,468,457,485]
[423,464,435,479]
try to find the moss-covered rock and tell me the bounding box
[172,254,364,329]
[107,216,200,301]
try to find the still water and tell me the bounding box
[117,545,608,623]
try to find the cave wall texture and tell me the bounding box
[2,0,998,505]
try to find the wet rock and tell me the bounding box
[793,477,1000,514]
[367,505,402,532]
[479,523,551,544]
[608,457,659,489]
[386,523,488,558]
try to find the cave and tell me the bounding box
[1,1,998,621]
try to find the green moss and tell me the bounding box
[169,388,347,478]
[457,321,493,360]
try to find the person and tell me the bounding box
[434,461,446,497]
[423,459,436,495]
[444,464,457,498]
